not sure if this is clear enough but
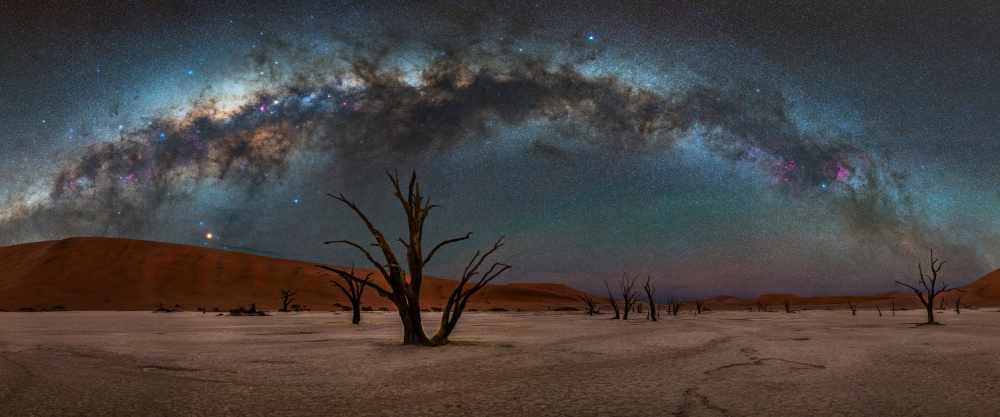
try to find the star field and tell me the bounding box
[2,1,1000,299]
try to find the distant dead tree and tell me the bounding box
[876,303,882,317]
[755,300,768,312]
[891,301,896,316]
[643,275,657,321]
[604,280,621,320]
[666,298,683,316]
[695,300,705,314]
[320,170,510,345]
[782,298,793,313]
[953,296,963,314]
[576,293,601,315]
[324,264,373,324]
[895,249,960,325]
[619,273,642,320]
[846,298,858,316]
[277,289,298,313]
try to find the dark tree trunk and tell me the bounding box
[924,296,935,324]
[896,250,957,325]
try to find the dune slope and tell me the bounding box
[0,237,587,311]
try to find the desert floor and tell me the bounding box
[1,309,999,416]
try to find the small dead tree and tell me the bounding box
[277,289,298,312]
[576,293,601,315]
[895,249,959,325]
[953,296,963,314]
[846,298,858,316]
[670,300,683,316]
[643,275,657,321]
[324,264,373,324]
[619,273,641,320]
[755,300,769,312]
[695,300,705,314]
[876,303,882,317]
[604,280,621,320]
[782,298,793,313]
[891,301,896,316]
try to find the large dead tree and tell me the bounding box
[895,249,959,325]
[619,273,641,320]
[604,280,621,320]
[643,275,657,321]
[322,264,373,324]
[277,289,298,312]
[321,171,509,345]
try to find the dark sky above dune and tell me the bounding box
[2,0,999,298]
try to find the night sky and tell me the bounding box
[3,1,999,299]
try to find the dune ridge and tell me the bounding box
[0,237,586,312]
[1,237,998,311]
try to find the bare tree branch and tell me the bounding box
[423,232,473,267]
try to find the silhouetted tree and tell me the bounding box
[782,298,793,313]
[619,273,641,320]
[643,275,657,321]
[604,280,621,320]
[876,303,882,317]
[277,289,298,312]
[576,293,601,315]
[846,298,858,316]
[668,299,683,316]
[322,264,373,324]
[953,296,963,314]
[321,171,509,345]
[695,300,705,314]
[431,238,510,345]
[895,250,959,325]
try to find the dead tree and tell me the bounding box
[695,300,705,314]
[576,293,601,315]
[891,301,896,316]
[431,238,511,345]
[782,298,792,313]
[604,280,621,320]
[277,289,298,312]
[876,303,882,317]
[895,249,959,325]
[325,264,373,324]
[755,300,768,312]
[953,296,963,314]
[670,300,683,316]
[846,298,858,316]
[643,275,657,321]
[619,273,641,320]
[320,170,509,345]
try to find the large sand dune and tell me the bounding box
[0,237,587,312]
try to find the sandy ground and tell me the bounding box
[2,309,999,416]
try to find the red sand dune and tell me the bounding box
[2,237,999,312]
[0,237,588,312]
